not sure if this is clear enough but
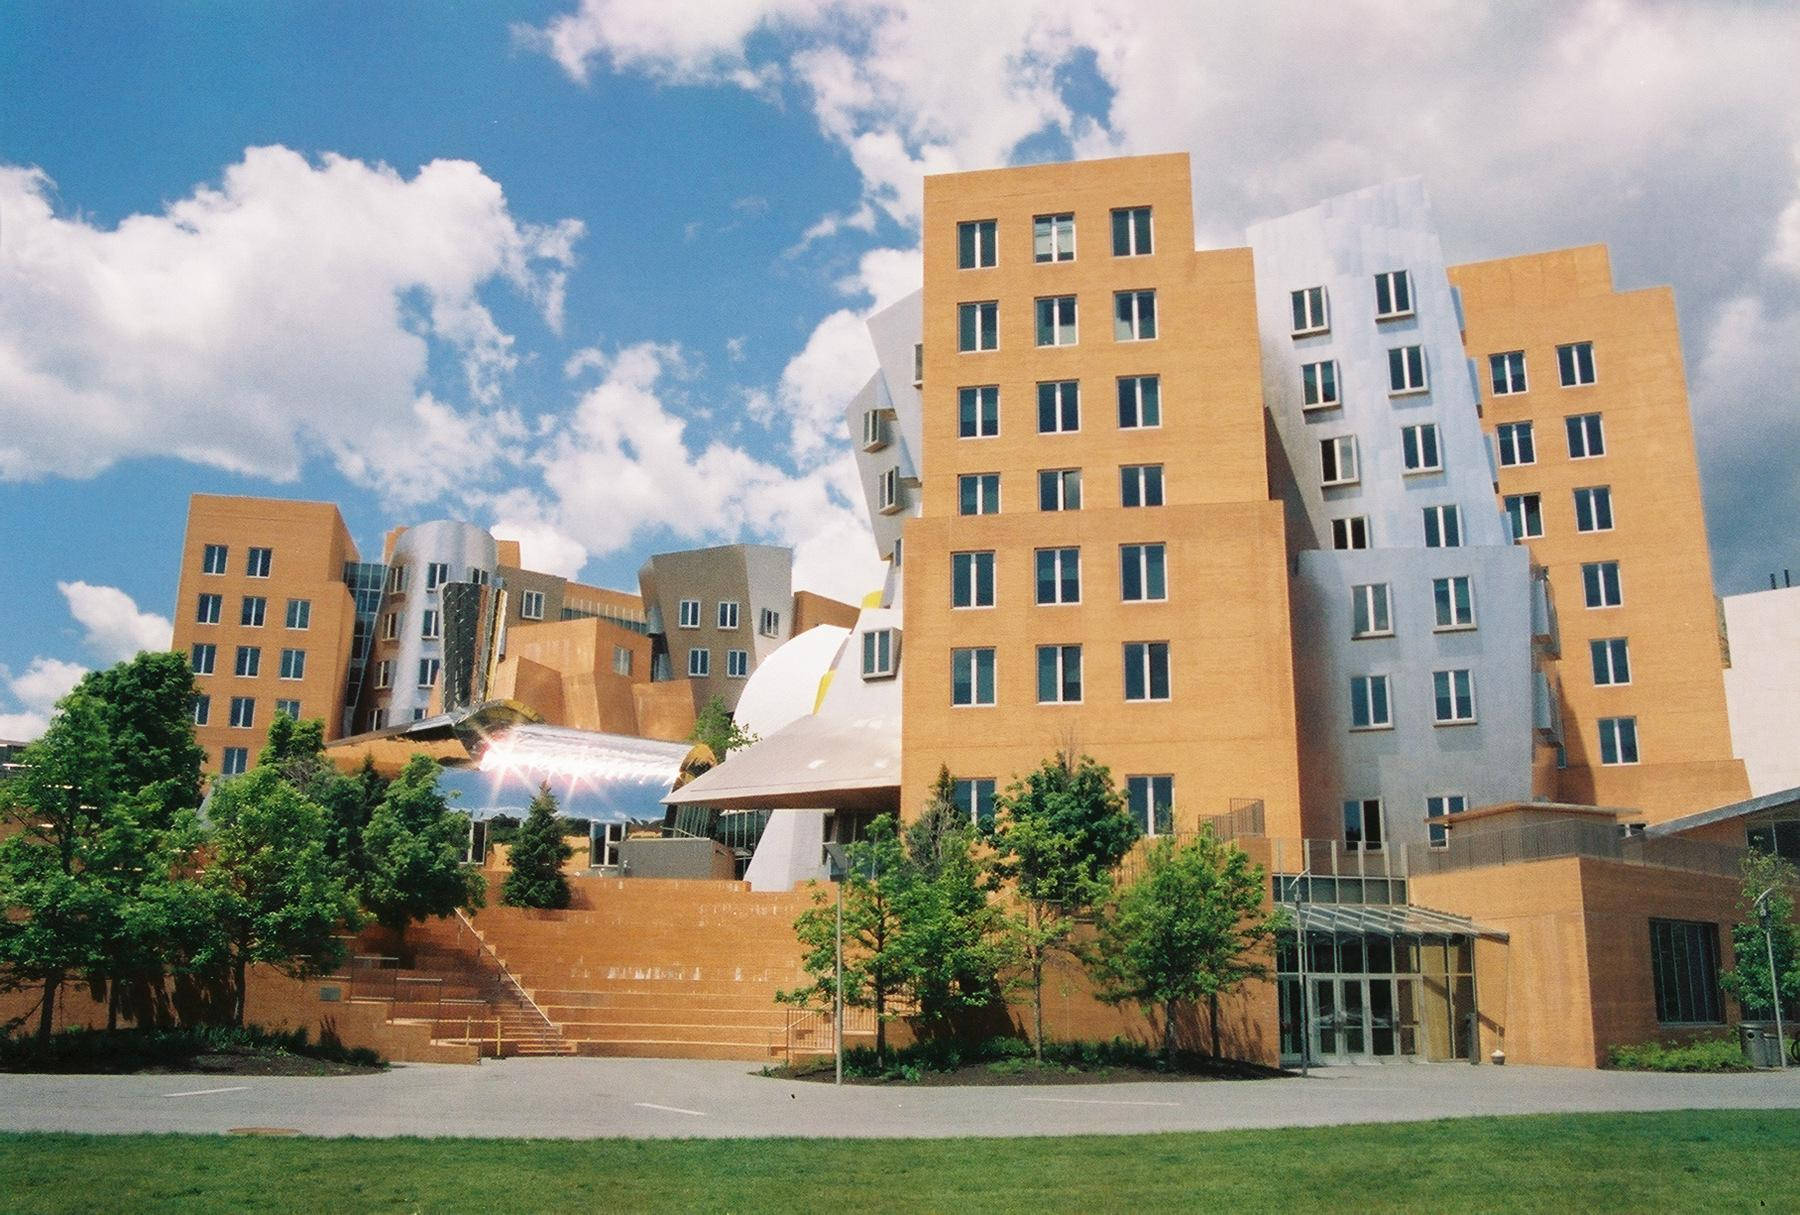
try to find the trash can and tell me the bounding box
[1739,1022,1784,1068]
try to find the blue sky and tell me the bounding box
[3,1,1798,735]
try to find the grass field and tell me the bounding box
[1,1110,1795,1213]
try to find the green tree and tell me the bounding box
[502,784,573,910]
[899,788,1008,1031]
[76,651,205,829]
[988,751,1139,1059]
[360,755,486,931]
[195,767,359,1025]
[1093,833,1285,1063]
[256,716,385,893]
[690,695,759,759]
[1721,850,1800,1022]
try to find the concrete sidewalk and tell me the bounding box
[2,1059,1797,1139]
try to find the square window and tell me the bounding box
[1599,716,1639,765]
[229,696,255,730]
[1433,575,1476,630]
[958,301,999,352]
[1388,345,1428,394]
[727,649,750,679]
[1350,674,1392,729]
[1557,341,1596,387]
[677,599,701,629]
[202,543,229,575]
[760,608,782,637]
[421,609,440,639]
[1291,286,1329,335]
[1332,516,1371,551]
[1036,644,1083,704]
[286,599,311,630]
[279,648,306,680]
[1035,547,1081,605]
[1343,798,1384,852]
[234,646,260,678]
[1033,213,1075,262]
[1127,775,1175,836]
[951,647,996,706]
[718,601,740,630]
[221,747,248,776]
[1374,270,1413,319]
[1505,493,1544,541]
[1123,641,1171,702]
[951,551,996,608]
[196,593,222,625]
[958,473,1001,516]
[957,219,997,269]
[521,590,546,620]
[861,630,897,679]
[275,699,300,720]
[1121,464,1164,508]
[687,648,711,678]
[1037,380,1079,433]
[1582,560,1623,608]
[191,643,216,676]
[1113,290,1157,341]
[1566,412,1606,459]
[1038,468,1081,512]
[1591,637,1632,686]
[417,657,440,688]
[1036,296,1078,346]
[1432,669,1477,724]
[1401,423,1442,474]
[191,694,210,726]
[1574,486,1614,532]
[1117,375,1160,428]
[1320,435,1360,487]
[1120,543,1167,602]
[958,386,999,438]
[1112,207,1153,257]
[1301,360,1339,409]
[952,777,997,828]
[1351,583,1392,638]
[425,562,449,591]
[1496,421,1535,467]
[240,596,266,627]
[246,547,272,578]
[1491,351,1528,396]
[1423,505,1463,548]
[1426,794,1467,848]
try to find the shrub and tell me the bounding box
[1607,1036,1752,1073]
[0,1024,387,1073]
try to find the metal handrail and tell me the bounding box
[452,908,563,1042]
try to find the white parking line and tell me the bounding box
[162,1086,250,1099]
[633,1102,706,1117]
[1020,1097,1181,1108]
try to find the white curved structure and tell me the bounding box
[731,624,850,740]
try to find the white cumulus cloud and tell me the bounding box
[57,581,172,663]
[0,657,89,741]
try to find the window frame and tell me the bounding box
[677,598,701,629]
[687,647,711,678]
[957,218,997,269]
[234,645,260,678]
[1496,421,1536,467]
[717,601,741,630]
[1598,715,1640,765]
[1565,412,1606,460]
[246,547,272,578]
[1036,643,1084,704]
[1332,516,1371,551]
[1037,468,1082,512]
[1504,492,1544,541]
[1111,207,1153,257]
[1301,359,1340,410]
[1117,375,1161,429]
[278,648,306,681]
[1649,918,1723,1025]
[1291,286,1329,336]
[1400,423,1442,475]
[1426,793,1467,849]
[1557,341,1597,387]
[1574,485,1615,533]
[1582,560,1623,609]
[229,696,256,730]
[1490,350,1528,396]
[957,472,1001,516]
[1036,380,1080,433]
[861,629,897,679]
[1432,668,1477,725]
[726,648,750,679]
[951,550,997,609]
[202,543,229,575]
[1127,774,1175,837]
[1374,269,1414,320]
[1120,543,1168,603]
[1035,295,1078,347]
[1349,674,1393,731]
[1122,640,1171,703]
[1343,798,1385,853]
[1113,289,1157,342]
[1591,637,1632,687]
[1320,434,1360,487]
[1432,575,1476,631]
[1034,546,1081,606]
[1350,583,1393,639]
[1388,344,1428,395]
[1033,212,1075,263]
[958,385,999,439]
[1423,504,1463,549]
[240,596,266,628]
[521,590,546,621]
[417,657,440,688]
[196,593,222,625]
[958,301,999,352]
[1120,464,1164,508]
[951,646,997,707]
[285,599,311,630]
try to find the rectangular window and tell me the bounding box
[1351,584,1392,638]
[958,473,1001,515]
[958,386,999,438]
[1033,213,1075,262]
[279,648,306,680]
[1121,464,1164,508]
[469,567,489,586]
[521,590,546,620]
[191,694,210,726]
[285,599,311,630]
[386,565,408,594]
[1401,423,1442,474]
[1120,544,1167,603]
[958,301,999,352]
[1036,295,1078,346]
[1350,674,1392,730]
[1113,290,1157,341]
[1036,644,1083,704]
[613,646,633,676]
[1112,207,1152,257]
[1599,716,1639,765]
[1343,798,1384,852]
[727,649,749,678]
[1557,341,1596,387]
[1496,421,1535,466]
[951,647,996,706]
[760,608,781,637]
[861,630,896,679]
[421,609,440,639]
[369,708,388,731]
[234,646,260,678]
[202,543,229,575]
[1123,641,1170,702]
[957,218,997,269]
[196,593,222,625]
[1127,775,1174,837]
[1433,669,1477,724]
[1332,516,1371,551]
[1037,380,1079,433]
[240,596,266,628]
[1117,375,1160,428]
[1490,351,1528,395]
[687,648,711,678]
[1291,286,1329,335]
[417,657,440,688]
[1320,435,1360,487]
[717,601,740,630]
[861,408,887,450]
[879,467,902,514]
[1650,919,1722,1024]
[952,777,997,828]
[1035,547,1081,605]
[1374,269,1413,319]
[229,696,256,729]
[1025,466,1077,514]
[1423,505,1463,549]
[1301,360,1340,410]
[913,342,924,387]
[1388,345,1428,394]
[191,643,216,676]
[1566,412,1606,459]
[677,599,701,629]
[221,747,248,776]
[951,551,996,609]
[246,547,272,578]
[1574,486,1614,532]
[1426,793,1467,848]
[1591,637,1631,686]
[1505,493,1544,541]
[1433,575,1476,630]
[1582,560,1623,608]
[425,562,449,590]
[374,659,392,690]
[381,612,399,641]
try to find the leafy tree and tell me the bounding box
[256,717,385,892]
[899,794,1008,1031]
[988,751,1139,1059]
[76,651,205,829]
[502,784,573,910]
[1721,850,1800,1022]
[904,767,972,881]
[1093,833,1284,1063]
[690,695,759,759]
[360,755,485,931]
[195,767,359,1025]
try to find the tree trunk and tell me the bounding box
[233,957,248,1028]
[1032,953,1045,1062]
[106,981,119,1032]
[1209,991,1222,1059]
[1164,999,1176,1066]
[37,971,61,1045]
[875,986,887,1067]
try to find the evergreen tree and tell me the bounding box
[502,784,573,909]
[1721,850,1800,1023]
[360,755,486,930]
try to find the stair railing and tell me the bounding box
[452,908,564,1047]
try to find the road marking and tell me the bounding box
[162,1086,250,1099]
[633,1102,706,1117]
[1020,1097,1181,1108]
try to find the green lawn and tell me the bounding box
[2,1110,1795,1213]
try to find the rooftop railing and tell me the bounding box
[1406,819,1748,880]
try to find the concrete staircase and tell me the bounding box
[403,916,575,1058]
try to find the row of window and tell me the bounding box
[947,772,1172,836]
[1339,794,1471,852]
[957,291,1158,352]
[192,695,302,731]
[369,657,441,690]
[674,600,781,636]
[949,642,1174,706]
[955,374,1166,438]
[200,544,273,578]
[1502,486,1616,540]
[684,648,752,679]
[1328,487,1615,554]
[1495,415,1608,467]
[191,644,309,680]
[949,544,1169,608]
[195,595,312,629]
[956,207,1154,270]
[1350,576,1477,639]
[1310,413,1608,497]
[383,562,492,597]
[954,464,1165,516]
[1347,669,1478,730]
[1290,271,1417,338]
[1488,342,1598,395]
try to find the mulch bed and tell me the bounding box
[766,1056,1291,1086]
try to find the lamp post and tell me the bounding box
[824,842,850,1087]
[1755,886,1788,1069]
[1287,869,1312,1078]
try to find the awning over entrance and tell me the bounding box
[1291,901,1509,941]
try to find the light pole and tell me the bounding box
[1755,886,1788,1069]
[824,843,850,1087]
[1287,869,1312,1078]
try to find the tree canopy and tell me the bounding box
[360,755,486,930]
[502,784,573,910]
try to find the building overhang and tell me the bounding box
[1292,901,1509,942]
[1643,784,1800,838]
[663,711,900,814]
